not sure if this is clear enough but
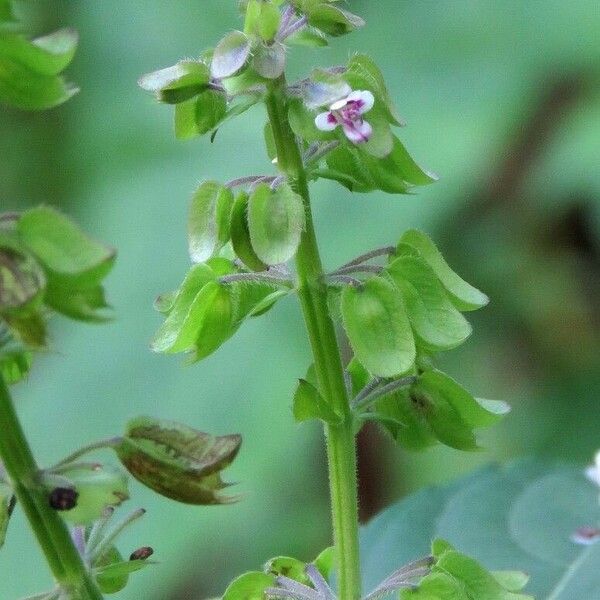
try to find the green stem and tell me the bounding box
[0,375,103,600]
[265,77,362,600]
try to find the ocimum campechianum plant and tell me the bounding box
[138,1,533,599]
[0,4,243,599]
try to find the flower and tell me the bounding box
[585,450,600,487]
[315,90,375,144]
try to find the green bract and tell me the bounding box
[0,26,78,110]
[114,417,242,505]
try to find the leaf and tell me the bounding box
[222,571,275,600]
[341,277,415,377]
[252,41,286,79]
[386,255,472,351]
[17,206,115,289]
[138,60,209,103]
[230,279,289,324]
[264,556,310,585]
[211,30,252,79]
[45,283,112,322]
[230,192,268,272]
[415,370,509,428]
[175,89,227,140]
[293,378,341,424]
[287,28,328,48]
[313,546,336,580]
[360,460,600,599]
[93,546,129,594]
[247,183,305,265]
[303,68,351,110]
[345,54,402,127]
[0,243,46,315]
[114,416,242,505]
[151,263,216,353]
[244,0,281,42]
[322,144,377,193]
[0,321,31,384]
[0,481,15,550]
[53,464,129,526]
[188,181,234,263]
[307,4,365,37]
[398,230,488,311]
[0,29,78,76]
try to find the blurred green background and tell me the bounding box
[1,1,599,598]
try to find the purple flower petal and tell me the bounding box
[346,90,375,114]
[342,118,372,144]
[315,111,338,132]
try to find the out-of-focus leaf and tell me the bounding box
[0,321,31,384]
[44,283,112,322]
[222,571,275,599]
[361,461,600,599]
[211,30,252,79]
[248,183,305,265]
[17,206,115,289]
[398,230,489,311]
[341,277,415,377]
[115,416,241,505]
[188,181,234,263]
[244,0,281,42]
[0,243,46,315]
[0,481,15,550]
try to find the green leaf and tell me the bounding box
[307,4,365,37]
[386,255,472,351]
[0,52,78,110]
[44,283,112,322]
[359,135,438,192]
[222,571,275,600]
[211,30,252,79]
[341,277,415,377]
[0,29,78,76]
[245,0,281,42]
[174,89,227,140]
[115,416,242,505]
[398,230,489,311]
[321,144,377,193]
[230,192,268,272]
[293,378,341,424]
[53,464,129,526]
[138,60,209,103]
[287,28,328,47]
[415,370,509,428]
[95,558,151,594]
[492,571,530,592]
[345,54,402,127]
[17,206,115,289]
[0,243,46,316]
[252,41,286,79]
[247,183,305,265]
[188,182,234,263]
[375,387,438,450]
[230,279,289,324]
[313,546,336,580]
[0,321,31,384]
[0,481,15,550]
[264,556,310,585]
[360,461,600,599]
[151,263,216,353]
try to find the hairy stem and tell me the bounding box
[0,376,103,600]
[265,77,361,600]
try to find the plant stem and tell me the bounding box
[265,77,362,600]
[0,375,103,600]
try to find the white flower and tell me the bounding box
[314,90,375,144]
[585,450,600,487]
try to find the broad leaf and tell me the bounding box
[341,277,415,377]
[307,4,365,37]
[115,416,242,505]
[386,255,471,351]
[17,206,115,289]
[398,230,488,311]
[230,192,268,272]
[188,181,234,263]
[222,571,275,600]
[138,60,209,103]
[360,461,600,599]
[211,31,252,79]
[247,183,305,265]
[293,378,341,424]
